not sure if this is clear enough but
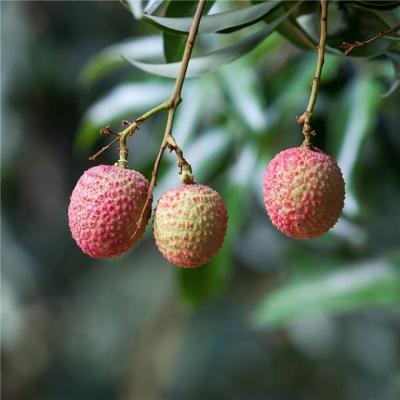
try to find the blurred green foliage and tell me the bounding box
[2,1,400,399]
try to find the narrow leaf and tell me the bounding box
[125,13,292,78]
[275,14,317,50]
[252,258,400,328]
[330,77,381,217]
[79,36,163,86]
[219,60,268,133]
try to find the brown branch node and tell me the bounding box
[341,24,400,56]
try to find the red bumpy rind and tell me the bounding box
[263,147,345,239]
[68,165,149,258]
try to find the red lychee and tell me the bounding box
[68,165,149,258]
[153,184,228,268]
[263,146,345,239]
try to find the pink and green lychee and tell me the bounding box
[153,184,228,268]
[263,146,345,239]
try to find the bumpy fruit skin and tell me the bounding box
[68,165,149,258]
[153,184,228,268]
[263,147,345,239]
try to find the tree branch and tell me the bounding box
[341,24,400,56]
[297,0,329,148]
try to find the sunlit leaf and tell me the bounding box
[251,257,400,328]
[143,0,165,14]
[126,0,143,19]
[172,79,216,148]
[144,1,283,35]
[219,60,268,133]
[329,76,381,217]
[79,36,163,86]
[382,52,400,97]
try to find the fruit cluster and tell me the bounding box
[68,165,228,268]
[68,146,345,268]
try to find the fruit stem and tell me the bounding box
[298,0,329,148]
[167,136,194,184]
[117,132,129,168]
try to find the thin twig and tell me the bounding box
[297,0,329,148]
[88,136,120,161]
[341,24,400,56]
[132,0,205,237]
[89,101,170,165]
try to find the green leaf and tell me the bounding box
[260,1,319,51]
[354,0,400,10]
[163,33,185,63]
[178,253,231,306]
[125,12,292,78]
[383,52,400,97]
[251,257,400,328]
[262,2,343,55]
[219,60,268,133]
[347,2,400,26]
[144,1,283,35]
[75,81,172,151]
[328,76,381,217]
[275,13,317,50]
[179,145,257,305]
[126,0,143,19]
[163,0,216,63]
[79,36,163,86]
[328,6,400,57]
[143,0,165,14]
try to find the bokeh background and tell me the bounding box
[2,1,400,399]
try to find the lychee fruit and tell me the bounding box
[68,165,150,258]
[153,184,228,268]
[263,146,345,239]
